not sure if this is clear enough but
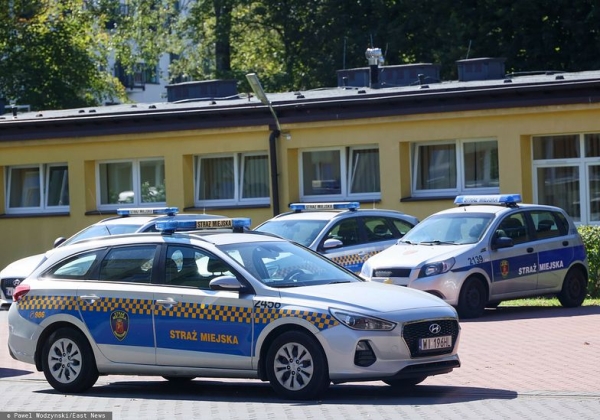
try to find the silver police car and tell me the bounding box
[360,194,589,318]
[254,202,418,272]
[8,217,460,400]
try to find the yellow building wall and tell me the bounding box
[1,103,600,269]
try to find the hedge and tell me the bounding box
[578,225,600,298]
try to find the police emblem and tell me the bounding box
[110,310,129,341]
[500,260,509,277]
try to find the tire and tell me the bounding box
[557,267,587,307]
[384,376,427,388]
[162,376,196,382]
[457,277,487,319]
[42,328,99,393]
[266,331,330,400]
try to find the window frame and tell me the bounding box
[96,158,166,211]
[5,163,69,214]
[194,152,270,207]
[299,146,381,202]
[411,139,499,198]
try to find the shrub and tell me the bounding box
[577,225,600,298]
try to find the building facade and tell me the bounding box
[1,59,600,269]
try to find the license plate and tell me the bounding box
[5,287,13,297]
[419,335,452,351]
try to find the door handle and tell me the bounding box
[156,297,178,309]
[79,295,100,304]
[527,247,534,253]
[563,241,569,246]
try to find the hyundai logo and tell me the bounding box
[429,323,441,334]
[12,279,21,287]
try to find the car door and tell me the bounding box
[153,244,254,369]
[75,244,159,364]
[319,217,369,272]
[490,212,539,296]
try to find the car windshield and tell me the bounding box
[400,213,494,245]
[254,220,328,247]
[219,240,360,288]
[61,223,145,247]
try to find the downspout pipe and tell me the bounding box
[269,129,281,216]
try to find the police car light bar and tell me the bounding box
[289,202,360,212]
[155,218,252,234]
[117,207,179,217]
[454,194,522,207]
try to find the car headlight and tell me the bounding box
[330,308,396,331]
[419,257,455,277]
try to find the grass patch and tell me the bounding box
[499,297,600,307]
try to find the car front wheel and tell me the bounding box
[266,331,330,400]
[558,267,587,307]
[42,328,99,393]
[457,276,487,318]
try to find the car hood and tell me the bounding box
[0,253,45,279]
[278,281,454,314]
[365,242,471,269]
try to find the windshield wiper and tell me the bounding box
[419,240,456,245]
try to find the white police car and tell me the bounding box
[253,202,418,273]
[0,207,225,306]
[8,217,460,400]
[360,194,589,318]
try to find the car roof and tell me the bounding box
[267,208,418,222]
[435,202,566,216]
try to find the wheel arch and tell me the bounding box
[34,321,89,371]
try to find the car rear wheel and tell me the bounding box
[42,328,99,393]
[457,277,487,318]
[266,331,330,400]
[558,267,587,307]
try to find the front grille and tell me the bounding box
[1,277,24,299]
[402,319,459,358]
[373,267,411,278]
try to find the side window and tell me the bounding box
[391,218,415,238]
[363,216,394,242]
[165,246,234,289]
[327,218,361,246]
[98,245,156,283]
[44,250,103,279]
[497,213,530,244]
[531,210,565,240]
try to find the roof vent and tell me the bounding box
[366,47,384,89]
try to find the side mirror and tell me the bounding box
[209,276,243,291]
[492,236,514,250]
[322,238,343,250]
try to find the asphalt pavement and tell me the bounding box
[1,304,599,420]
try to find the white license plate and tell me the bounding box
[5,287,14,297]
[419,335,452,351]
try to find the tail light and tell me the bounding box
[12,283,30,302]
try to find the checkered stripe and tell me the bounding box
[18,295,78,311]
[156,303,253,323]
[331,250,378,267]
[254,308,339,330]
[80,297,154,315]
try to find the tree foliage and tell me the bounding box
[2,0,600,110]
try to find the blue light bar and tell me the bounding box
[289,202,360,212]
[117,207,178,216]
[454,194,522,206]
[155,217,252,233]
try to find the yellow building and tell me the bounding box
[2,59,600,270]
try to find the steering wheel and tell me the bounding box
[283,269,309,283]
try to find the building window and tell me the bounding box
[412,139,499,197]
[6,164,69,214]
[533,133,600,224]
[195,153,269,206]
[98,159,165,208]
[300,147,380,201]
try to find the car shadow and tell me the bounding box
[463,304,600,322]
[0,367,35,379]
[33,379,517,405]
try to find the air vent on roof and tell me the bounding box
[337,63,441,88]
[456,57,506,81]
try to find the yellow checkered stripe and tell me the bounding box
[255,308,339,330]
[155,302,253,323]
[331,251,378,267]
[18,295,78,311]
[80,298,154,315]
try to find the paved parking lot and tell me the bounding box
[1,304,599,419]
